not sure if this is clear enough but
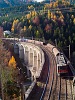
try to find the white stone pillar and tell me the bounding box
[37,53,39,70]
[38,53,41,68]
[24,46,28,64]
[34,51,37,70]
[28,49,30,65]
[40,53,42,67]
[33,51,34,67]
[24,48,26,62]
[19,45,24,60]
[25,51,27,64]
[30,53,33,66]
[41,53,42,63]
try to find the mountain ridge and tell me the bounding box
[0,0,26,8]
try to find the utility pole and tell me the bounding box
[55,39,57,47]
[69,44,70,59]
[67,44,70,59]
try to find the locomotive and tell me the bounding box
[52,47,68,75]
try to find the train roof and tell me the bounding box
[52,47,60,57]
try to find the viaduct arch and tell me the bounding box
[14,42,45,80]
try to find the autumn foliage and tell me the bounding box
[33,16,40,25]
[45,24,52,32]
[0,40,11,66]
[8,56,17,69]
[0,26,4,38]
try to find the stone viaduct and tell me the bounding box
[13,40,45,81]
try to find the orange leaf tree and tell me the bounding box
[8,56,17,69]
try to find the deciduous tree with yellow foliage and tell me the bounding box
[11,19,19,33]
[8,56,17,69]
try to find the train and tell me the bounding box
[47,43,69,76]
[53,47,69,75]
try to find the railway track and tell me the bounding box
[46,75,73,100]
[58,76,73,100]
[41,45,56,100]
[27,44,57,100]
[39,45,57,100]
[40,45,73,100]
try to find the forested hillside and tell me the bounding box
[0,0,26,8]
